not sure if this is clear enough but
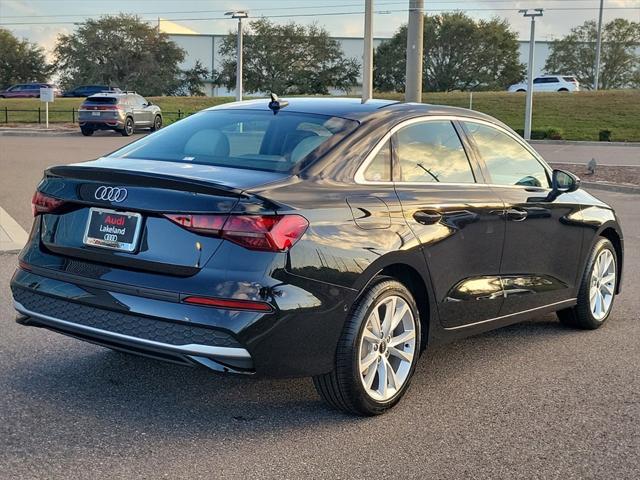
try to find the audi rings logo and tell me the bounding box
[94,186,128,203]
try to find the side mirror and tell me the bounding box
[552,169,580,193]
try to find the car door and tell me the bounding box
[461,120,584,315]
[7,85,23,98]
[532,77,543,92]
[134,95,153,125]
[389,118,507,329]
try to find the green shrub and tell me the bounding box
[546,128,563,140]
[599,130,612,142]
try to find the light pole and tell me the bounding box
[594,0,604,90]
[362,0,373,103]
[405,0,424,103]
[520,8,543,141]
[225,10,249,101]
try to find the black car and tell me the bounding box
[62,85,120,98]
[11,98,623,415]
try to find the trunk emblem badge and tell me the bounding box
[95,186,128,203]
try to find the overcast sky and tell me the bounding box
[1,0,639,55]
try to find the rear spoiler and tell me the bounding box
[43,165,284,211]
[46,165,248,198]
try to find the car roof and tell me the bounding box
[206,97,504,126]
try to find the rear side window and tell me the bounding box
[464,122,550,188]
[394,120,475,183]
[109,110,358,173]
[363,140,391,182]
[563,76,577,82]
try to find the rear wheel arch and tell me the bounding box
[355,263,432,350]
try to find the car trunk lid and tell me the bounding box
[36,159,289,276]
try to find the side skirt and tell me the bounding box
[430,298,577,344]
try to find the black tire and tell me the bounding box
[313,278,422,416]
[80,127,94,136]
[558,238,618,329]
[150,114,162,131]
[558,88,569,92]
[516,89,526,92]
[121,116,134,136]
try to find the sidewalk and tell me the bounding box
[0,207,28,253]
[532,141,640,167]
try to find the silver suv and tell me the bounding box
[78,92,163,136]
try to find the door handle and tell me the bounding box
[413,210,442,225]
[506,208,528,222]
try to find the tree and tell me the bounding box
[0,28,51,89]
[175,60,210,96]
[544,18,640,89]
[53,15,185,95]
[374,13,525,92]
[215,18,359,95]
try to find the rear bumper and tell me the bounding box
[11,263,353,378]
[79,120,124,130]
[14,298,253,374]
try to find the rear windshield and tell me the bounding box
[109,109,358,173]
[84,97,118,104]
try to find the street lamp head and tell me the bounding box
[225,10,249,19]
[520,8,544,18]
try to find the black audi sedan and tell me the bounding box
[11,97,623,415]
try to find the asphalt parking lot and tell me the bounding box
[1,134,639,479]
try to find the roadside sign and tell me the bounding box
[39,87,54,128]
[40,87,54,103]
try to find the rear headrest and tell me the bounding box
[184,130,230,158]
[290,136,326,163]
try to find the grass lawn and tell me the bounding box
[1,90,638,142]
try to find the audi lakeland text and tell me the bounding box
[11,97,623,415]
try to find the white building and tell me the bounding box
[165,24,554,97]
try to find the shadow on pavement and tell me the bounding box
[5,313,580,434]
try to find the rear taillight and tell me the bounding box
[32,191,65,216]
[164,214,309,252]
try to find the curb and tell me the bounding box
[529,139,640,147]
[581,181,640,195]
[0,128,79,137]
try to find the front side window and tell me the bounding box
[110,110,358,173]
[464,122,550,188]
[394,120,475,183]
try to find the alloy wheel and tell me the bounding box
[358,295,416,401]
[590,249,616,321]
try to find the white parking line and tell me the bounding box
[0,207,28,253]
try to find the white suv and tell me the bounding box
[508,75,580,93]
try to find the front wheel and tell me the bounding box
[558,238,617,329]
[150,114,162,131]
[121,117,134,136]
[313,278,421,415]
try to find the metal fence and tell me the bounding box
[1,107,191,124]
